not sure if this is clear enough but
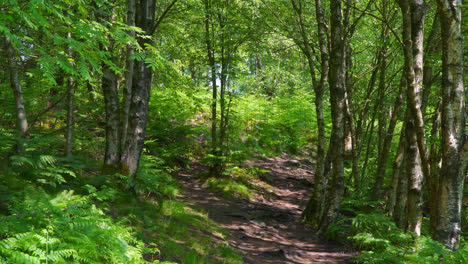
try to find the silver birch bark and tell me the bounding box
[319,0,346,233]
[4,35,28,154]
[397,0,427,236]
[433,0,466,250]
[422,14,440,115]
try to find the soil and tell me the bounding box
[175,154,353,264]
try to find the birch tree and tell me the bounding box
[433,0,466,250]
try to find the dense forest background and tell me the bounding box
[0,0,467,263]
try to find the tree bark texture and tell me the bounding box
[387,126,406,218]
[421,14,440,115]
[319,0,346,233]
[428,102,441,235]
[4,35,28,154]
[312,0,329,212]
[397,0,427,236]
[344,43,359,189]
[121,0,156,178]
[394,144,408,229]
[293,0,329,227]
[433,0,466,250]
[65,76,74,157]
[103,58,122,172]
[405,111,423,235]
[65,31,74,157]
[98,6,122,173]
[121,0,136,154]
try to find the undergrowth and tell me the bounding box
[325,198,468,264]
[0,149,242,264]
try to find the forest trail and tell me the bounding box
[175,154,353,264]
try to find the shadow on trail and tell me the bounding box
[175,155,352,264]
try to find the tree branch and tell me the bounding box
[150,0,179,35]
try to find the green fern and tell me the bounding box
[0,186,165,263]
[327,212,468,263]
[133,156,181,199]
[9,155,78,187]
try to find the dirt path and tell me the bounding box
[175,154,353,264]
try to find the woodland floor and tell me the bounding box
[175,154,354,264]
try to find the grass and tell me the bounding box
[205,177,253,200]
[202,166,272,200]
[114,190,243,264]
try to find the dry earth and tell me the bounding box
[175,154,353,264]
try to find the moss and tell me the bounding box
[102,162,130,176]
[119,162,131,175]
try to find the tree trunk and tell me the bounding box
[121,0,136,153]
[65,76,74,157]
[344,43,359,189]
[121,0,156,179]
[421,13,440,115]
[345,88,358,188]
[294,0,329,227]
[102,58,121,173]
[397,0,427,236]
[428,102,441,234]
[98,7,122,174]
[4,35,28,154]
[65,31,74,157]
[354,48,383,176]
[387,126,406,218]
[319,0,346,233]
[409,1,430,182]
[394,138,408,229]
[373,77,405,199]
[433,0,466,250]
[312,0,329,225]
[405,111,423,235]
[204,0,219,176]
[218,18,228,159]
[361,110,376,177]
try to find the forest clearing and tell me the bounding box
[0,0,467,263]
